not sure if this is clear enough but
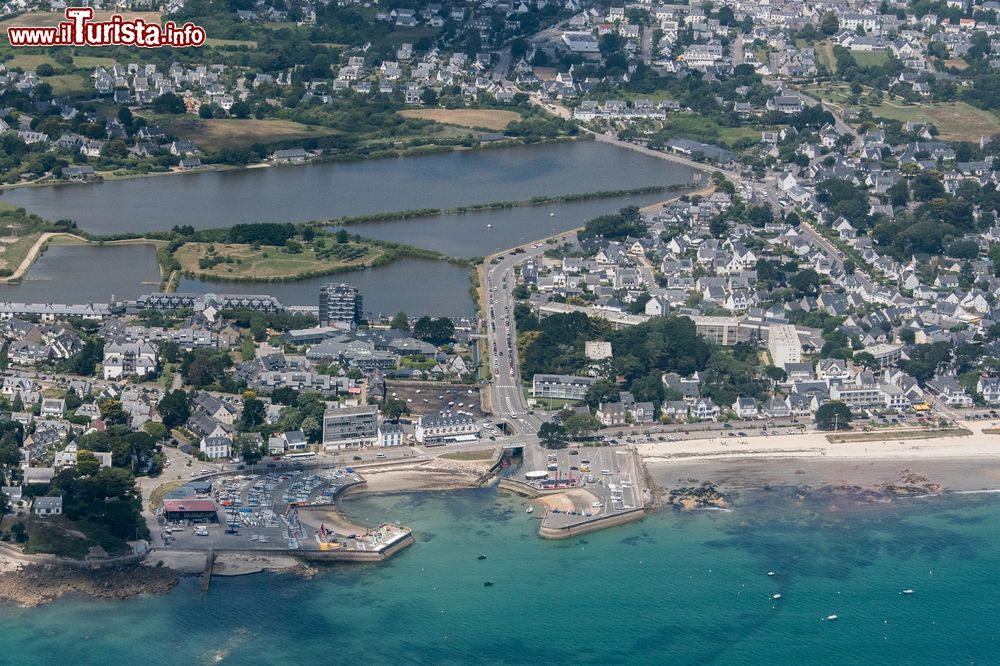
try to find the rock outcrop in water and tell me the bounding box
[0,563,179,607]
[668,482,729,510]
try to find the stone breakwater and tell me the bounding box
[0,562,179,607]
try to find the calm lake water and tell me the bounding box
[342,190,669,258]
[2,480,999,665]
[2,141,698,235]
[0,243,160,303]
[177,257,475,316]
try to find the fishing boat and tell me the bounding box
[902,589,914,594]
[526,506,533,514]
[767,571,775,577]
[486,224,493,228]
[478,555,487,560]
[484,581,494,587]
[772,594,781,600]
[826,615,838,621]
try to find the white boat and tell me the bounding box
[772,594,781,600]
[826,614,838,621]
[549,213,555,217]
[902,589,914,594]
[767,571,775,577]
[486,224,493,228]
[526,506,533,514]
[592,502,604,508]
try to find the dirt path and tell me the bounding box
[0,231,61,283]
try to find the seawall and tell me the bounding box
[538,508,646,540]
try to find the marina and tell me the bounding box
[156,466,413,566]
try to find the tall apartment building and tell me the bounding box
[322,405,378,450]
[768,324,801,368]
[319,283,363,327]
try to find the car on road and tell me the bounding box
[352,456,363,461]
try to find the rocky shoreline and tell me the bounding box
[0,562,179,607]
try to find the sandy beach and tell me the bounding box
[637,420,1000,504]
[349,458,491,494]
[636,424,1000,465]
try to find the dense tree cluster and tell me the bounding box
[228,222,297,246]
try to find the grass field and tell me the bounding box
[440,450,495,461]
[799,83,1000,141]
[816,40,837,72]
[4,53,58,70]
[869,101,1000,141]
[174,241,382,280]
[826,428,971,443]
[398,108,522,130]
[0,232,42,272]
[205,37,258,48]
[150,117,339,150]
[72,55,118,69]
[44,73,91,95]
[0,10,162,29]
[852,51,890,67]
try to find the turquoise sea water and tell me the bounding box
[2,483,999,665]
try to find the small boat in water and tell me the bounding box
[549,213,555,217]
[767,571,776,577]
[478,555,487,560]
[826,615,838,621]
[902,589,914,594]
[486,224,493,228]
[484,581,494,587]
[526,506,534,514]
[772,594,782,600]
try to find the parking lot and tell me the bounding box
[518,444,642,524]
[159,468,364,552]
[387,384,486,418]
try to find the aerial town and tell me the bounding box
[0,0,997,615]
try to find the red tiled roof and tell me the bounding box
[162,499,216,512]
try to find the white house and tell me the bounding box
[200,435,232,460]
[103,341,158,379]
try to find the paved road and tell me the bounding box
[484,244,552,437]
[641,26,654,65]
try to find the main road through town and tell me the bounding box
[483,244,555,440]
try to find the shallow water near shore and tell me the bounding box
[1,483,999,665]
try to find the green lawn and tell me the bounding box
[440,450,495,461]
[852,51,890,67]
[816,40,836,73]
[174,240,382,280]
[72,55,118,69]
[868,101,1000,142]
[44,73,91,96]
[205,37,258,48]
[147,116,340,150]
[6,53,58,70]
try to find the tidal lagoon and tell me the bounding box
[1,141,699,235]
